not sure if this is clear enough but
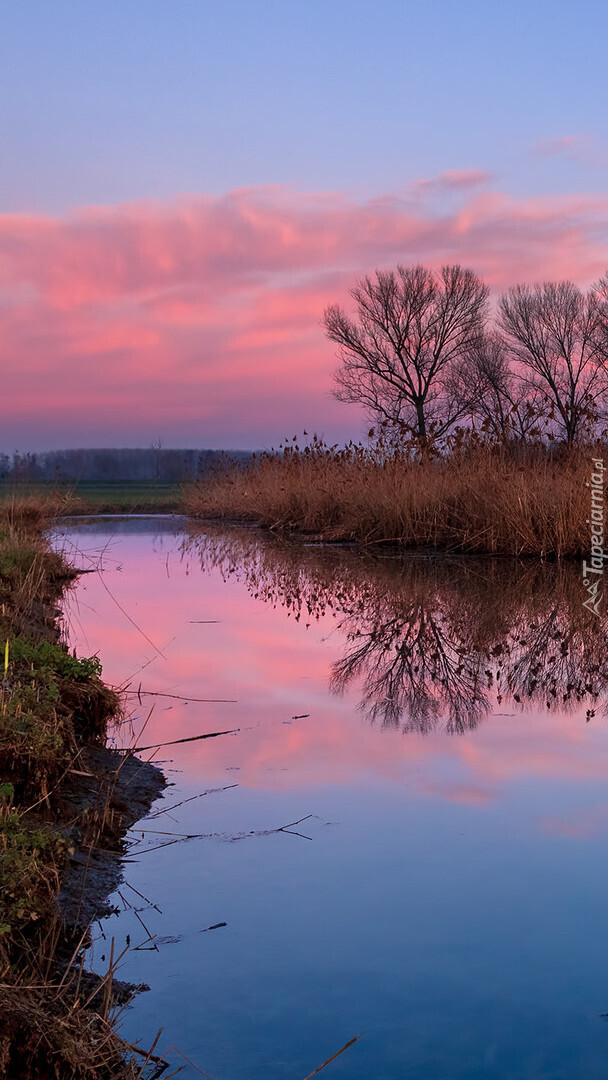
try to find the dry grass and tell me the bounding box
[183,438,599,557]
[0,491,75,530]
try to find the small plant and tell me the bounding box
[0,781,14,805]
[10,637,102,680]
[0,811,67,931]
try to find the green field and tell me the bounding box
[0,480,183,514]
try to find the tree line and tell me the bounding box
[0,447,253,483]
[324,264,608,451]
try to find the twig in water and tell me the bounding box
[132,908,158,951]
[114,705,156,774]
[118,1030,174,1078]
[165,1045,216,1078]
[122,687,237,703]
[135,1027,164,1079]
[124,880,163,912]
[127,833,212,856]
[199,922,227,933]
[300,1034,361,1079]
[131,728,240,753]
[96,570,168,658]
[81,940,132,1010]
[277,814,314,840]
[145,783,239,820]
[116,889,133,911]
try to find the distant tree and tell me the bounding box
[498,280,608,446]
[150,437,163,482]
[323,264,489,450]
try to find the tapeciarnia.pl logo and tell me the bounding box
[582,458,605,617]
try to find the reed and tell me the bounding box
[183,437,598,557]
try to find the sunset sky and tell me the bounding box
[3,0,608,452]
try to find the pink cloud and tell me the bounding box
[534,133,596,160]
[535,134,582,157]
[3,184,608,448]
[413,168,494,194]
[533,134,607,170]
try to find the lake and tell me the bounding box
[55,516,608,1080]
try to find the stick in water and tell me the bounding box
[300,1034,361,1079]
[133,729,240,752]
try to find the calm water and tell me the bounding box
[55,518,608,1080]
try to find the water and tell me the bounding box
[55,518,608,1079]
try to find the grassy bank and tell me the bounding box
[0,481,182,515]
[183,440,600,557]
[0,497,165,1079]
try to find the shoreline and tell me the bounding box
[184,515,581,560]
[0,499,168,1079]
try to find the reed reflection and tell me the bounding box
[184,528,606,734]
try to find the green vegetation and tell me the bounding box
[0,479,182,514]
[0,798,68,935]
[1,634,117,802]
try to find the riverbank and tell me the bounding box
[183,441,600,557]
[0,497,166,1079]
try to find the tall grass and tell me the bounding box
[183,437,598,557]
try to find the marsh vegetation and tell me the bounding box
[0,498,166,1079]
[184,436,597,555]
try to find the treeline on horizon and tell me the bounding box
[0,447,253,484]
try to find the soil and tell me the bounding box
[58,747,168,932]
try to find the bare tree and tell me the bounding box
[323,264,489,450]
[469,333,547,444]
[498,280,608,446]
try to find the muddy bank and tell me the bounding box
[59,747,166,932]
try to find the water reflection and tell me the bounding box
[185,528,605,733]
[56,520,608,1080]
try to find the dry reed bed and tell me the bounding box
[183,444,597,557]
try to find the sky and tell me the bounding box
[2,0,608,452]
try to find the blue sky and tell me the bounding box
[2,0,607,212]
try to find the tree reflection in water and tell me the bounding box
[184,527,606,734]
